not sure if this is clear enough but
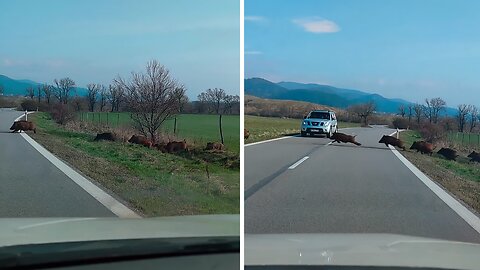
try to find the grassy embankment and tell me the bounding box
[244,115,361,143]
[399,130,479,213]
[29,112,239,217]
[79,112,240,154]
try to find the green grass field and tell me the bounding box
[244,115,361,143]
[79,112,240,153]
[447,132,480,149]
[30,112,239,217]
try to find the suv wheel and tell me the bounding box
[301,131,306,137]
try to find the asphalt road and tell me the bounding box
[0,109,115,217]
[245,126,480,243]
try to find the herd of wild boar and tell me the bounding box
[244,127,479,163]
[332,131,480,163]
[94,131,224,154]
[10,119,224,154]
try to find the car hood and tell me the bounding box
[245,233,480,270]
[0,215,239,247]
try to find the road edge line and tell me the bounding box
[244,127,359,147]
[245,135,295,147]
[388,132,480,235]
[15,113,141,218]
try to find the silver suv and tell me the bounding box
[301,110,338,138]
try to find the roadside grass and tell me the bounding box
[244,115,361,143]
[29,112,239,216]
[399,130,480,213]
[78,112,240,154]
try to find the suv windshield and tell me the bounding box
[309,112,330,120]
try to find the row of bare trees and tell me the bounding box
[396,97,479,133]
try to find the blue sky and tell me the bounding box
[0,0,239,99]
[245,0,480,106]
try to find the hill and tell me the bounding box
[245,94,344,119]
[0,74,87,96]
[246,78,460,116]
[245,78,413,114]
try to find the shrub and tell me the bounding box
[392,117,410,129]
[50,103,75,125]
[419,123,445,143]
[19,99,38,111]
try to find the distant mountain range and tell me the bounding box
[0,74,87,96]
[245,78,457,115]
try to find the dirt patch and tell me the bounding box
[400,150,480,215]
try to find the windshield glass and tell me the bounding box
[309,112,330,120]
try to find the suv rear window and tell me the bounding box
[309,112,330,120]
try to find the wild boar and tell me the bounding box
[467,151,480,163]
[205,142,225,151]
[410,141,435,155]
[153,142,167,153]
[244,129,250,140]
[94,132,116,142]
[165,140,188,153]
[330,132,361,146]
[128,135,152,148]
[379,135,406,150]
[10,120,36,133]
[437,147,458,161]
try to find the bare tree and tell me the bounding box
[469,105,478,132]
[99,85,108,112]
[223,95,240,115]
[86,83,100,112]
[108,84,124,112]
[171,86,188,134]
[348,101,376,126]
[457,104,472,132]
[26,86,35,99]
[42,84,53,104]
[407,104,413,123]
[53,78,76,104]
[397,104,406,118]
[36,85,42,103]
[205,88,226,114]
[172,86,188,113]
[114,60,182,143]
[424,97,446,124]
[413,103,423,124]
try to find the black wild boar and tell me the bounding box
[330,132,361,146]
[410,141,434,155]
[165,140,188,153]
[379,135,405,150]
[10,120,36,133]
[437,147,458,161]
[467,151,480,163]
[94,132,116,142]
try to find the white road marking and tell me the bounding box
[387,130,480,235]
[14,112,141,218]
[245,135,295,147]
[288,156,309,170]
[245,127,358,147]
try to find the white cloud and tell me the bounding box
[292,17,340,33]
[245,51,262,55]
[245,16,266,22]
